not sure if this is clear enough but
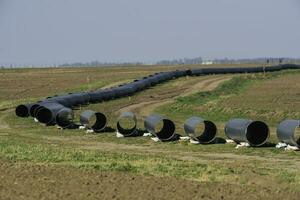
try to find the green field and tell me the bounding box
[0,66,299,199]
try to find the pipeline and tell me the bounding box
[80,110,107,132]
[144,114,176,141]
[225,118,270,147]
[15,64,300,127]
[277,119,300,147]
[117,112,138,136]
[184,116,217,143]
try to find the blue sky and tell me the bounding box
[0,0,299,66]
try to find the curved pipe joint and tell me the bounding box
[80,110,107,132]
[144,114,175,141]
[15,103,35,117]
[225,118,269,147]
[184,117,217,143]
[117,112,137,136]
[277,119,300,147]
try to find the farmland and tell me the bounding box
[0,65,300,199]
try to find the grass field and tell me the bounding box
[0,65,299,199]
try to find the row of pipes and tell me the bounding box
[15,64,300,147]
[120,112,300,148]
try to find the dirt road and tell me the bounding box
[117,76,232,117]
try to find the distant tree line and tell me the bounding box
[213,58,300,65]
[155,57,203,65]
[59,60,144,67]
[1,57,300,69]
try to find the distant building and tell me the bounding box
[202,60,213,65]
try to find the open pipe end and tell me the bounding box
[36,107,53,124]
[117,115,137,136]
[246,121,269,146]
[196,121,217,143]
[155,119,175,141]
[91,112,107,132]
[15,105,30,117]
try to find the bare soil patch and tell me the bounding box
[0,160,298,200]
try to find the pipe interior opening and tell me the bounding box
[15,105,29,117]
[117,117,137,136]
[36,108,53,124]
[118,117,136,130]
[155,119,175,140]
[194,121,217,143]
[91,112,107,132]
[56,110,74,128]
[246,121,269,146]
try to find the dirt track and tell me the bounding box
[117,76,232,117]
[0,160,298,200]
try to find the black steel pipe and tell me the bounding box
[117,112,137,136]
[144,114,175,141]
[184,117,217,143]
[277,119,300,147]
[100,89,116,101]
[224,118,269,147]
[80,110,107,132]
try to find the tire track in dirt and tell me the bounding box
[117,76,232,118]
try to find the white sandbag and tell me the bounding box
[235,142,250,149]
[116,131,125,138]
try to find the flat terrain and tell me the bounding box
[0,65,300,199]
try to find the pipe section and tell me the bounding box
[55,108,74,128]
[117,112,137,136]
[277,119,300,147]
[225,119,269,147]
[15,103,35,117]
[36,102,67,125]
[184,117,217,143]
[144,114,175,141]
[80,110,107,132]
